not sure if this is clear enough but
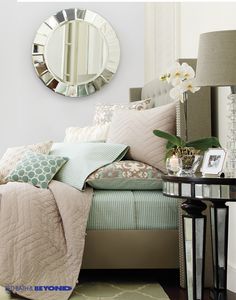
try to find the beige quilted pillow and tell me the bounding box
[106,102,176,172]
[64,124,110,143]
[0,141,53,184]
[93,99,153,125]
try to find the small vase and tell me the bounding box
[179,155,202,176]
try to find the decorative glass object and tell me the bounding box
[179,155,202,176]
[226,90,236,177]
[166,155,181,175]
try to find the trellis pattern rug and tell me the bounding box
[0,282,169,300]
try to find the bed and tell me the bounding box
[82,58,213,287]
[0,59,213,299]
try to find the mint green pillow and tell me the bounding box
[7,151,68,189]
[50,142,129,190]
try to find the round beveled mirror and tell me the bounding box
[32,9,120,97]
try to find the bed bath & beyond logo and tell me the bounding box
[5,285,72,292]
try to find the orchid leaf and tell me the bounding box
[153,130,184,147]
[186,137,221,151]
[166,141,176,150]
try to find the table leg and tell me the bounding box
[210,201,229,300]
[182,199,207,300]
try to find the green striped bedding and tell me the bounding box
[87,190,178,230]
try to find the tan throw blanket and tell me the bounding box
[0,180,93,300]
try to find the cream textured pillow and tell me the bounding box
[0,141,53,184]
[93,99,153,125]
[106,102,176,172]
[64,124,110,143]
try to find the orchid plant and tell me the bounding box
[155,62,220,164]
[160,62,200,103]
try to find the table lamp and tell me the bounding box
[195,30,236,178]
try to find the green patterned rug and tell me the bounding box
[0,282,169,300]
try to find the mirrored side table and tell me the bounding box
[162,174,236,300]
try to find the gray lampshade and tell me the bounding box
[195,30,236,87]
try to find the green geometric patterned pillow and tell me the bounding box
[6,151,68,189]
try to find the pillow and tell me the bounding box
[87,160,163,190]
[6,151,68,189]
[93,99,153,126]
[0,141,53,184]
[50,142,129,190]
[64,124,110,143]
[106,102,176,173]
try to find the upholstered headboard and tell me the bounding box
[130,80,172,107]
[129,58,212,142]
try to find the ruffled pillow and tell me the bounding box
[64,124,110,143]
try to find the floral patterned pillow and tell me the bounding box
[87,160,163,190]
[93,99,153,126]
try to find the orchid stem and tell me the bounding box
[184,93,188,142]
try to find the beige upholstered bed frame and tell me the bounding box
[82,59,213,288]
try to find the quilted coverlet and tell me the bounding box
[0,180,93,300]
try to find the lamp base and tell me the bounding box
[225,89,236,178]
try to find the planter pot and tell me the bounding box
[179,155,203,176]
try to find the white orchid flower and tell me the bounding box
[167,62,184,86]
[160,74,168,81]
[169,86,185,103]
[181,63,195,80]
[161,62,200,102]
[180,80,200,93]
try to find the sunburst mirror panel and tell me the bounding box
[32,8,120,98]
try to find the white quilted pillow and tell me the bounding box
[0,141,53,184]
[107,103,176,172]
[64,124,110,143]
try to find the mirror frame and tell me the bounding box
[32,8,120,98]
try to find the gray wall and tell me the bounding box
[0,2,144,155]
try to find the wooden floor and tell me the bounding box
[80,269,236,300]
[158,269,236,300]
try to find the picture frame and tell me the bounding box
[201,148,226,176]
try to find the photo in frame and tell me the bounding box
[201,148,226,176]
